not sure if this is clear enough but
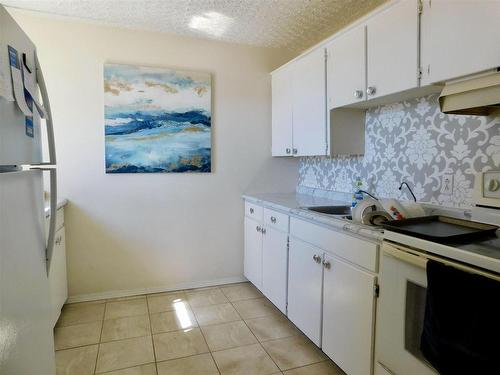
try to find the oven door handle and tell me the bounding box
[383,242,500,282]
[384,244,427,269]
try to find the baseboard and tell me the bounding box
[66,276,248,304]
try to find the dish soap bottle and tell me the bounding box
[352,177,364,208]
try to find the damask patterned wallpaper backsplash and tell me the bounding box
[298,94,500,207]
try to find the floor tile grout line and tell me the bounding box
[145,293,159,374]
[280,358,332,373]
[239,308,284,372]
[226,292,286,372]
[185,294,223,374]
[195,311,222,375]
[93,302,107,375]
[57,283,263,374]
[102,311,151,321]
[186,296,221,375]
[152,296,222,374]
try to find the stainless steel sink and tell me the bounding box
[306,205,352,216]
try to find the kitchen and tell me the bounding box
[1,0,500,374]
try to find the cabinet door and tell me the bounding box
[292,48,327,156]
[288,237,323,346]
[322,253,376,375]
[48,227,67,327]
[327,25,366,109]
[421,0,500,85]
[244,217,263,289]
[272,65,293,156]
[262,226,288,314]
[367,0,419,99]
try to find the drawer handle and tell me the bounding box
[312,254,321,263]
[250,208,254,214]
[270,216,277,223]
[256,225,261,232]
[261,228,266,235]
[323,260,331,269]
[55,236,62,245]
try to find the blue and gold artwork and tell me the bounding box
[104,64,211,173]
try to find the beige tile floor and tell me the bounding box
[54,282,346,375]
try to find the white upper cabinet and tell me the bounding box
[421,0,500,85]
[327,25,366,108]
[271,65,293,156]
[292,48,327,156]
[366,0,420,99]
[271,48,327,157]
[328,0,420,108]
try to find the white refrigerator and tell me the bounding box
[0,5,57,374]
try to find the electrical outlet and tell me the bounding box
[441,174,454,195]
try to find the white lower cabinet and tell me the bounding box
[322,252,376,375]
[262,226,288,314]
[244,202,289,312]
[244,201,379,374]
[287,237,323,346]
[46,205,68,327]
[244,216,263,289]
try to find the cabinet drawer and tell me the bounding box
[263,208,289,232]
[290,217,378,272]
[245,201,263,221]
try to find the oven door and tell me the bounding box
[375,242,438,375]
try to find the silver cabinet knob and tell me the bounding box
[366,86,376,96]
[55,236,62,245]
[285,148,291,154]
[312,254,321,263]
[256,225,261,232]
[261,228,266,235]
[323,260,331,269]
[354,90,363,99]
[270,216,276,224]
[249,208,254,214]
[292,148,298,155]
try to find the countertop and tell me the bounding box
[243,192,384,242]
[44,198,68,217]
[244,192,500,274]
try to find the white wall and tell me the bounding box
[10,9,298,300]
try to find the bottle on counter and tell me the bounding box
[352,177,364,208]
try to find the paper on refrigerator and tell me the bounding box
[0,46,14,101]
[7,45,32,116]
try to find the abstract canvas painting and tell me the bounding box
[104,63,211,173]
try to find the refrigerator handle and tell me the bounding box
[30,167,57,273]
[35,52,56,165]
[34,52,58,272]
[46,168,57,273]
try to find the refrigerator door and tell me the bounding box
[0,6,42,166]
[0,170,55,374]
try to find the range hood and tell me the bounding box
[439,71,500,116]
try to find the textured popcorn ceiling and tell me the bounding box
[1,0,387,50]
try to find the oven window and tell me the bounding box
[405,281,427,362]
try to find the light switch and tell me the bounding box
[484,171,500,199]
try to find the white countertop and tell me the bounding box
[244,192,500,274]
[44,198,68,217]
[243,192,384,242]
